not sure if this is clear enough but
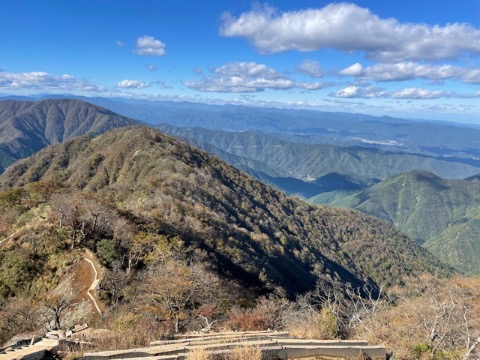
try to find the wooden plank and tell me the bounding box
[85,330,387,360]
[172,330,289,340]
[0,339,59,360]
[279,345,387,359]
[272,339,370,347]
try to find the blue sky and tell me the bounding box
[1,0,480,123]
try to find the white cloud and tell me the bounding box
[340,62,465,82]
[391,88,449,99]
[335,85,387,98]
[296,82,327,90]
[334,85,452,99]
[339,63,364,76]
[214,62,282,78]
[220,3,480,62]
[147,65,157,71]
[297,60,323,77]
[463,69,480,84]
[0,70,107,92]
[116,79,150,89]
[116,40,125,47]
[192,67,203,75]
[184,61,330,93]
[336,86,360,98]
[134,35,166,56]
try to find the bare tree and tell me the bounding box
[41,288,76,330]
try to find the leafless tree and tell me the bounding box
[41,288,76,330]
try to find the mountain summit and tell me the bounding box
[0,99,139,172]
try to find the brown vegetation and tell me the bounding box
[0,127,473,359]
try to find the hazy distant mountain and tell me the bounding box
[46,96,480,160]
[156,124,480,191]
[332,170,480,274]
[6,95,480,159]
[0,127,451,298]
[0,99,139,172]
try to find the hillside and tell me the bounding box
[332,170,480,274]
[0,99,139,172]
[156,124,480,190]
[0,127,451,301]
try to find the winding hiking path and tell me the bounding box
[83,250,103,316]
[84,258,102,316]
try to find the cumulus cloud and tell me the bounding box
[335,85,360,98]
[334,85,449,99]
[463,69,480,84]
[220,3,480,62]
[0,70,107,92]
[340,62,466,82]
[184,61,330,93]
[391,88,449,99]
[134,35,166,56]
[335,85,387,98]
[340,63,364,76]
[297,60,323,77]
[116,79,150,89]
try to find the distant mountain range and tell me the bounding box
[3,95,480,159]
[0,99,138,172]
[155,124,480,195]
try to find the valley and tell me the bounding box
[3,1,480,358]
[0,98,480,359]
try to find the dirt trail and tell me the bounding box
[83,249,103,316]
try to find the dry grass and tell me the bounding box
[185,345,263,360]
[228,345,263,360]
[286,307,338,340]
[186,347,211,360]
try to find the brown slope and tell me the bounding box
[0,126,452,298]
[0,99,139,172]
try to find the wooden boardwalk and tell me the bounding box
[84,330,387,359]
[0,338,59,360]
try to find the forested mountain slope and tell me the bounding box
[0,127,451,299]
[333,170,480,274]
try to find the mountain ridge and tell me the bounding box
[0,127,452,297]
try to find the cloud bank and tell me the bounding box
[184,62,329,93]
[220,3,480,62]
[116,79,150,89]
[297,60,324,78]
[340,62,478,83]
[0,71,107,92]
[334,85,451,99]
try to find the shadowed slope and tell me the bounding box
[0,127,451,297]
[334,170,480,274]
